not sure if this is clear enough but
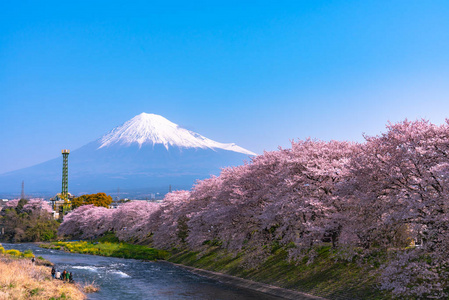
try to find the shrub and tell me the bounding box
[21,249,34,258]
[6,249,21,256]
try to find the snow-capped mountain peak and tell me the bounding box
[98,113,257,156]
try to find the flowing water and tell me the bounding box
[2,243,285,300]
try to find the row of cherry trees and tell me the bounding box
[59,119,449,298]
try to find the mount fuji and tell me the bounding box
[0,113,256,198]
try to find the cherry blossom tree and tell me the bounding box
[79,206,114,239]
[256,140,356,258]
[152,190,192,249]
[344,119,449,297]
[112,200,160,242]
[23,199,53,215]
[58,205,113,239]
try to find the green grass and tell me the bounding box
[39,244,62,250]
[96,231,120,243]
[167,245,390,300]
[40,240,168,261]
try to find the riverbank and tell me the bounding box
[0,256,86,300]
[162,261,326,300]
[41,240,390,299]
[40,240,168,260]
[166,245,389,300]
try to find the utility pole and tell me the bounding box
[21,180,25,199]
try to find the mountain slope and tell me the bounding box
[99,113,256,155]
[0,113,256,197]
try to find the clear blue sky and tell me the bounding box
[1,1,449,174]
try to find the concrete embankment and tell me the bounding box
[162,261,327,300]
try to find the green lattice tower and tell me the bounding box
[61,149,70,199]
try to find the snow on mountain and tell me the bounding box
[0,113,257,197]
[99,113,257,156]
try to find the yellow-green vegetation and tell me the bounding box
[6,249,22,257]
[167,245,390,300]
[3,248,34,258]
[41,241,168,260]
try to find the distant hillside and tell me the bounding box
[0,113,255,197]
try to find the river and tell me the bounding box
[2,243,285,300]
